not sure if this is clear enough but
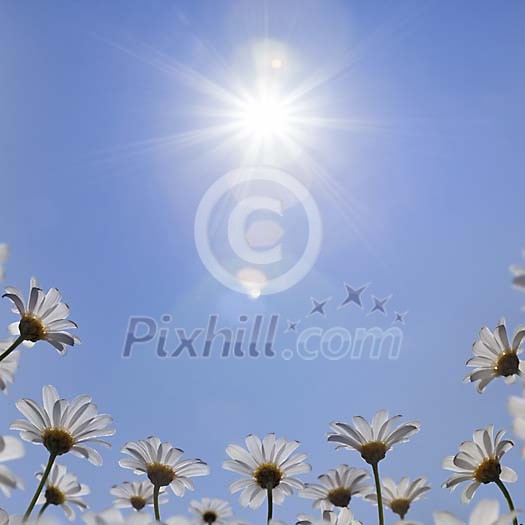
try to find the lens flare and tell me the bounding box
[237,267,267,299]
[270,58,283,69]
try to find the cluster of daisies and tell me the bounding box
[0,279,525,525]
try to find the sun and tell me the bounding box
[238,94,292,139]
[112,37,362,168]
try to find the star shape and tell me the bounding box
[285,320,300,333]
[308,297,330,317]
[393,311,407,324]
[338,282,369,309]
[369,295,392,316]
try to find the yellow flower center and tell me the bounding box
[474,458,501,484]
[203,511,218,524]
[253,463,283,489]
[42,429,74,456]
[327,487,352,507]
[19,315,47,342]
[147,463,175,487]
[496,352,520,377]
[45,485,66,506]
[360,441,387,464]
[390,498,410,519]
[130,496,147,511]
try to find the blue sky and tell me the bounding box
[1,1,525,523]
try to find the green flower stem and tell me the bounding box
[37,502,50,520]
[0,334,24,363]
[372,462,385,525]
[266,485,273,524]
[153,485,161,521]
[23,453,57,522]
[496,478,518,525]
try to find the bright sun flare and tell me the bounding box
[239,96,291,138]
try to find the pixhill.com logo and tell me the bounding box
[122,281,407,361]
[122,167,408,360]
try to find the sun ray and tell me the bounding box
[90,25,405,248]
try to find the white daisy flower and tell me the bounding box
[300,465,370,510]
[508,390,525,456]
[442,425,516,503]
[119,436,210,496]
[83,508,155,525]
[434,499,518,525]
[0,244,9,282]
[36,463,89,521]
[0,340,20,393]
[111,480,168,511]
[327,410,420,464]
[365,477,430,519]
[223,433,311,509]
[189,498,240,525]
[297,507,362,525]
[0,435,24,496]
[0,508,8,525]
[166,518,193,525]
[2,277,79,354]
[4,515,64,525]
[82,508,125,525]
[466,320,525,392]
[10,384,115,465]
